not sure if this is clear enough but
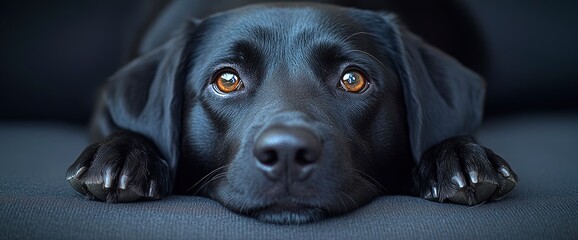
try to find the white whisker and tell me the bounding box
[341,191,357,209]
[193,172,228,195]
[345,49,388,72]
[186,165,228,193]
[343,31,380,42]
[353,169,389,194]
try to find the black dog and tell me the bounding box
[66,3,517,224]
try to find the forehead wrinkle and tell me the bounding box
[214,7,367,78]
[190,6,389,93]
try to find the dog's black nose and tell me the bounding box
[253,126,321,181]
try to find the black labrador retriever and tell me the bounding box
[66,3,517,224]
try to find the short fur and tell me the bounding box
[66,3,517,224]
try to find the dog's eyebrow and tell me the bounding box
[231,40,262,62]
[212,26,273,63]
[308,43,347,75]
[209,39,264,77]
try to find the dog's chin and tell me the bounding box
[250,202,327,224]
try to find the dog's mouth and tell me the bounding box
[248,201,327,224]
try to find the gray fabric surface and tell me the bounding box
[1,114,577,239]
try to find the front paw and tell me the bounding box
[415,136,517,205]
[66,131,171,203]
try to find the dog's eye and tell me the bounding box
[214,71,242,93]
[340,70,367,93]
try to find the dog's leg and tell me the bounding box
[66,131,171,202]
[414,136,517,205]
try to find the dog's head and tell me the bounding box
[103,3,484,223]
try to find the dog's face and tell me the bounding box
[74,3,492,224]
[178,4,412,223]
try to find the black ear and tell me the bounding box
[382,14,486,162]
[93,35,188,177]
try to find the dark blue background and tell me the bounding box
[1,0,577,123]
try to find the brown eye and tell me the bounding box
[340,70,367,93]
[214,71,242,93]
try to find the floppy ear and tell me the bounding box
[382,14,486,162]
[93,35,188,177]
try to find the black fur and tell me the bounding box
[66,3,517,224]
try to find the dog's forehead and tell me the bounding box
[225,4,347,25]
[188,4,397,92]
[205,4,371,45]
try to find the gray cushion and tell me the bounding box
[1,115,577,239]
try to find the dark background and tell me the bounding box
[1,0,577,125]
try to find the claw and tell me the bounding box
[492,167,517,201]
[67,166,87,180]
[119,175,129,190]
[451,175,466,189]
[431,186,439,199]
[499,167,511,178]
[148,180,157,198]
[468,171,479,184]
[104,169,113,189]
[67,167,89,196]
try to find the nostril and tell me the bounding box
[295,148,318,165]
[258,149,278,166]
